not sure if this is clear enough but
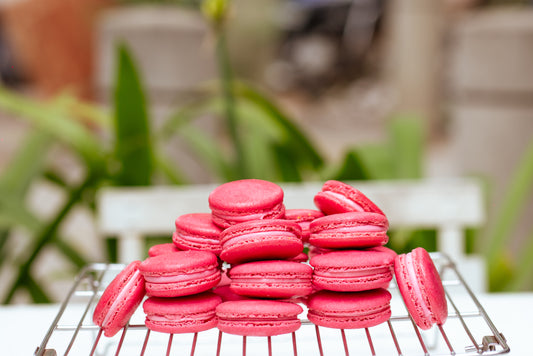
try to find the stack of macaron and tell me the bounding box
[92,178,448,340]
[305,180,395,329]
[208,179,309,336]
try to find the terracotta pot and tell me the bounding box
[2,0,112,99]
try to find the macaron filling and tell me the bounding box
[146,310,216,323]
[309,305,390,319]
[212,203,284,222]
[405,253,435,322]
[222,230,299,247]
[172,231,221,252]
[173,231,219,243]
[143,268,218,284]
[319,225,385,233]
[101,270,142,328]
[313,266,391,278]
[232,277,310,283]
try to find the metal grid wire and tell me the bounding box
[34,253,509,356]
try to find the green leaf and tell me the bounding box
[153,150,189,185]
[332,143,396,181]
[483,138,533,276]
[113,44,153,186]
[54,238,88,269]
[176,124,234,180]
[25,275,52,304]
[236,82,324,170]
[0,131,52,196]
[0,86,106,167]
[509,230,533,291]
[0,190,41,231]
[2,174,96,304]
[389,116,424,179]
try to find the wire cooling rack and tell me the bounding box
[34,253,509,356]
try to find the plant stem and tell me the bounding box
[2,174,96,304]
[483,139,533,265]
[215,30,246,178]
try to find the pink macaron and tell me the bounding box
[314,180,384,216]
[173,213,223,255]
[220,219,303,264]
[229,260,313,298]
[208,179,285,229]
[287,251,309,263]
[306,289,392,329]
[284,208,324,242]
[148,243,181,257]
[310,249,395,292]
[213,285,253,302]
[309,212,389,249]
[394,247,448,330]
[139,250,221,297]
[143,292,222,334]
[93,261,146,337]
[216,300,304,336]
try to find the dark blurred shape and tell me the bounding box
[0,25,27,88]
[269,0,384,95]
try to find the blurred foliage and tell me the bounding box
[0,43,158,303]
[480,138,533,291]
[1,0,532,304]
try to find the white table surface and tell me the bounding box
[2,292,531,355]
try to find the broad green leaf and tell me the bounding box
[153,150,188,185]
[271,143,303,182]
[157,95,219,141]
[236,82,324,170]
[241,125,276,180]
[389,116,423,179]
[0,86,105,167]
[113,44,153,186]
[333,145,393,181]
[3,174,95,304]
[54,237,88,269]
[0,190,41,231]
[509,230,533,291]
[176,124,234,180]
[25,275,52,304]
[483,138,533,277]
[0,131,51,197]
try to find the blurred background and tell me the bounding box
[0,0,532,304]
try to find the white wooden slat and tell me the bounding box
[98,178,484,235]
[97,178,487,291]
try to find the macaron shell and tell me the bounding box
[394,248,447,330]
[306,289,391,329]
[285,209,324,242]
[143,292,222,334]
[140,251,221,297]
[314,180,385,216]
[229,260,313,298]
[216,300,303,336]
[287,251,309,263]
[310,249,394,292]
[144,272,221,298]
[208,179,285,228]
[173,213,222,255]
[309,212,389,249]
[148,243,181,257]
[220,220,303,264]
[93,261,146,337]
